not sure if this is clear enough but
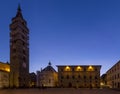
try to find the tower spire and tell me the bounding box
[16,4,23,18]
[18,3,21,11]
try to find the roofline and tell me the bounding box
[41,66,57,72]
[106,60,120,73]
[56,65,102,67]
[0,61,10,65]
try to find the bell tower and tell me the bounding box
[10,5,29,88]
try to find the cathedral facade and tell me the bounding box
[10,5,29,88]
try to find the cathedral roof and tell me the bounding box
[41,62,56,72]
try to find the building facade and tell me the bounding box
[37,62,58,87]
[57,65,101,88]
[29,72,37,87]
[0,62,10,88]
[106,61,120,88]
[10,5,29,88]
[100,74,107,88]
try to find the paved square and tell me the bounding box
[0,88,120,94]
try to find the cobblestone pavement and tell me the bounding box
[0,88,120,94]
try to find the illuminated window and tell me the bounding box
[76,66,82,71]
[65,66,71,71]
[88,66,94,71]
[5,68,10,72]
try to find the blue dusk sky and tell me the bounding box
[0,0,120,75]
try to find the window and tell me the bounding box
[22,35,25,39]
[65,66,71,71]
[23,42,25,46]
[115,75,116,79]
[95,68,97,71]
[84,76,86,79]
[22,22,25,25]
[49,79,51,83]
[118,74,119,78]
[61,76,64,79]
[61,68,63,71]
[23,57,26,62]
[72,75,75,79]
[90,76,92,79]
[13,40,17,44]
[13,48,16,53]
[78,75,80,78]
[13,55,16,59]
[88,66,94,71]
[95,76,98,79]
[76,66,82,71]
[23,50,26,54]
[95,80,98,83]
[72,68,74,71]
[67,75,69,79]
[84,68,86,71]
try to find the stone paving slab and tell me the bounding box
[0,88,120,94]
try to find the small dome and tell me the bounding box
[41,62,56,72]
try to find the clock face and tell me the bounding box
[23,63,26,68]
